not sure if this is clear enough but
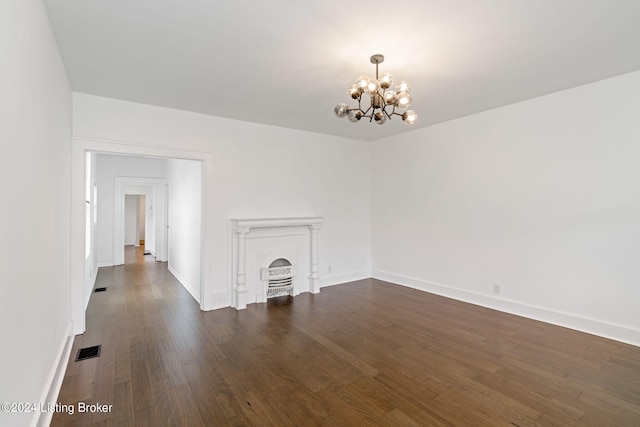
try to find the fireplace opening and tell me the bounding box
[261,258,295,299]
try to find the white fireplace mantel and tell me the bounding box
[231,217,322,310]
[232,217,322,230]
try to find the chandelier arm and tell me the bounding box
[358,96,371,116]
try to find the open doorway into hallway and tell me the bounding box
[73,144,208,335]
[113,174,169,266]
[124,194,147,254]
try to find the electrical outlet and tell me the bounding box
[493,283,501,294]
[328,265,332,273]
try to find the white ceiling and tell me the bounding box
[44,0,640,141]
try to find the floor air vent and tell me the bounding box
[75,345,101,362]
[94,287,107,292]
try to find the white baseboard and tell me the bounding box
[32,322,74,427]
[84,269,99,310]
[320,270,371,288]
[372,270,640,347]
[200,270,371,312]
[168,265,200,304]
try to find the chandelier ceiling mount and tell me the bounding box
[334,54,417,125]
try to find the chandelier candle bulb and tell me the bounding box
[366,79,380,93]
[356,75,369,90]
[396,81,410,93]
[334,54,417,125]
[348,110,363,122]
[402,110,417,124]
[379,72,393,89]
[334,103,349,118]
[397,91,412,109]
[383,91,397,105]
[348,85,361,99]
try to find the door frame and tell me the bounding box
[114,178,168,265]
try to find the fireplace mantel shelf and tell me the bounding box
[231,217,322,230]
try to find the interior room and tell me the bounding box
[1,1,639,425]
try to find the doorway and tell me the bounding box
[71,140,212,335]
[125,194,147,253]
[114,178,168,266]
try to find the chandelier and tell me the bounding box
[334,54,417,125]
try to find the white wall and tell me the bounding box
[74,93,372,310]
[0,1,73,426]
[96,154,166,266]
[371,71,640,346]
[166,158,202,300]
[124,195,138,245]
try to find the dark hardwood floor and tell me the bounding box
[52,246,640,426]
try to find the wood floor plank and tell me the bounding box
[111,381,134,426]
[386,407,427,426]
[129,358,152,412]
[52,246,640,426]
[180,362,229,425]
[235,390,287,427]
[472,373,585,425]
[368,374,453,426]
[315,384,394,427]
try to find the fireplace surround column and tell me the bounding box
[233,226,250,310]
[308,223,321,294]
